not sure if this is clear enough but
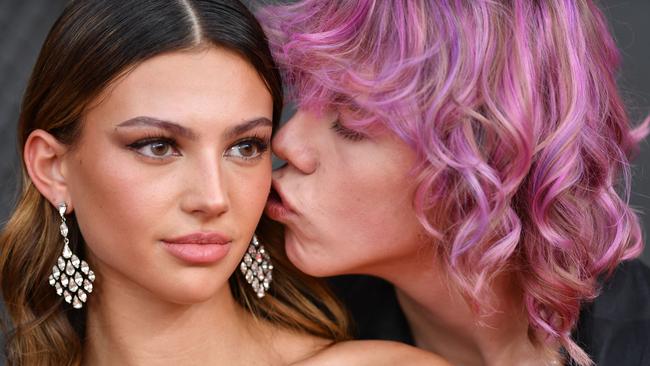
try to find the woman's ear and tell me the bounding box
[23,129,72,211]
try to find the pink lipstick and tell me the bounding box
[162,232,231,264]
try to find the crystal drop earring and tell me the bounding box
[239,234,273,298]
[48,203,95,309]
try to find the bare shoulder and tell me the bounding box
[293,340,450,366]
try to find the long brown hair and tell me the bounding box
[0,1,348,365]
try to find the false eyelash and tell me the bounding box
[126,135,178,150]
[126,134,181,160]
[228,137,270,161]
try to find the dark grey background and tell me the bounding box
[1,0,649,268]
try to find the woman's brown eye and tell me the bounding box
[150,142,170,156]
[225,139,269,160]
[237,142,257,157]
[128,138,179,159]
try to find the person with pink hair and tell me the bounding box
[261,1,650,365]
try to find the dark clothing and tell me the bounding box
[329,260,650,366]
[574,260,650,365]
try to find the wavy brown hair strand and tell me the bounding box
[1,1,348,365]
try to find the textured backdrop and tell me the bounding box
[0,1,648,364]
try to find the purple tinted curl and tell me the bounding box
[259,1,649,364]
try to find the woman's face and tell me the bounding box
[61,48,273,304]
[266,109,429,277]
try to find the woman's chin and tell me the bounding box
[170,287,228,306]
[143,274,233,306]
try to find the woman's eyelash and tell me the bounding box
[239,133,270,147]
[127,136,178,150]
[331,120,365,141]
[126,135,181,160]
[227,136,270,161]
[125,133,271,161]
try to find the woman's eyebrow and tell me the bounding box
[224,117,272,139]
[116,116,197,140]
[116,116,272,139]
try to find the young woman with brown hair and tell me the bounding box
[0,1,448,365]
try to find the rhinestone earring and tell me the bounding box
[48,203,95,309]
[239,234,273,298]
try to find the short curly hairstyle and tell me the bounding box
[259,0,649,364]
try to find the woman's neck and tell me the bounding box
[371,252,561,366]
[82,269,273,366]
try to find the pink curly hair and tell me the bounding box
[259,1,649,364]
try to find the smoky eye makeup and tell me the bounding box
[125,134,182,160]
[122,131,271,163]
[224,133,271,162]
[114,117,272,163]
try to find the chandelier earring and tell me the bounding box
[239,234,273,298]
[48,202,95,309]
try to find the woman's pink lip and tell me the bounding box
[162,242,230,264]
[163,232,231,245]
[162,232,232,264]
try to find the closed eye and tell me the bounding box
[331,120,365,141]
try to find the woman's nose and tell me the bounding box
[180,159,229,219]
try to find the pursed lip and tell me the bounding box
[162,232,232,245]
[273,181,299,213]
[265,181,298,220]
